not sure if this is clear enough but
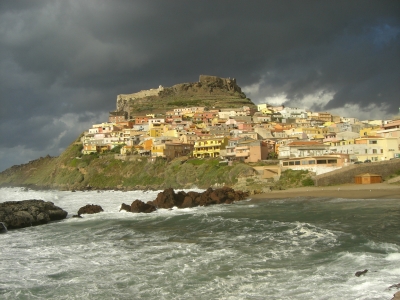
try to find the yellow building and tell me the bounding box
[360,126,380,137]
[261,108,273,115]
[354,136,399,161]
[149,126,164,138]
[151,144,165,157]
[82,144,98,155]
[164,128,180,138]
[192,137,228,158]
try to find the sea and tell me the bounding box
[0,187,399,300]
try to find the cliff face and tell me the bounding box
[116,75,255,116]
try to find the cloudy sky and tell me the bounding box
[0,0,399,171]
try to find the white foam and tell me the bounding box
[386,253,400,261]
[1,187,399,299]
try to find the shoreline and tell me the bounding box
[250,182,400,201]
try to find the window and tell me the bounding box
[369,140,377,144]
[327,159,337,164]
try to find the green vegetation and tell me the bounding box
[167,100,203,107]
[301,177,315,186]
[273,169,313,190]
[0,141,255,190]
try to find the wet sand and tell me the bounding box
[250,182,400,201]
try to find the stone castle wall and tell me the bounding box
[117,86,164,110]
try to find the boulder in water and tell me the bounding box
[149,186,248,208]
[0,200,68,229]
[77,204,104,216]
[389,283,400,289]
[355,269,368,277]
[0,222,7,233]
[130,200,156,213]
[122,187,249,213]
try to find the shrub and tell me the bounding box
[302,177,315,186]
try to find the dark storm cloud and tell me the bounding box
[1,0,399,171]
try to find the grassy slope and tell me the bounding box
[0,140,255,190]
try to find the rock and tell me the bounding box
[389,283,400,289]
[392,291,400,300]
[77,204,104,215]
[122,187,249,214]
[130,200,156,213]
[119,203,131,212]
[355,269,368,277]
[0,222,7,233]
[0,200,68,229]
[151,188,186,209]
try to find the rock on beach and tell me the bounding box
[0,200,68,229]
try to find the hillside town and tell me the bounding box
[81,104,400,176]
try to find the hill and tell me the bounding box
[0,138,259,191]
[0,75,267,192]
[115,75,256,116]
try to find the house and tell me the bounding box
[82,144,98,155]
[253,113,272,123]
[279,141,329,159]
[138,139,153,156]
[164,143,194,160]
[208,124,233,136]
[192,137,228,158]
[280,107,308,119]
[224,138,240,160]
[108,111,127,123]
[135,116,149,125]
[149,123,165,138]
[151,143,166,157]
[222,137,271,163]
[132,124,149,132]
[120,145,135,155]
[353,136,399,161]
[235,139,269,163]
[280,154,350,175]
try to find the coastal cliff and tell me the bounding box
[0,138,260,191]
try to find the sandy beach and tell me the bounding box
[250,182,400,201]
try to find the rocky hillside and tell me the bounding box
[116,75,256,116]
[0,138,259,191]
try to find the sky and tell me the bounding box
[0,0,399,172]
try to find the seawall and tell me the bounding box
[314,160,400,186]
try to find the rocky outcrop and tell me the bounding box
[77,204,104,216]
[355,269,368,277]
[120,200,157,213]
[0,222,7,233]
[0,200,68,229]
[115,75,254,117]
[121,187,249,213]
